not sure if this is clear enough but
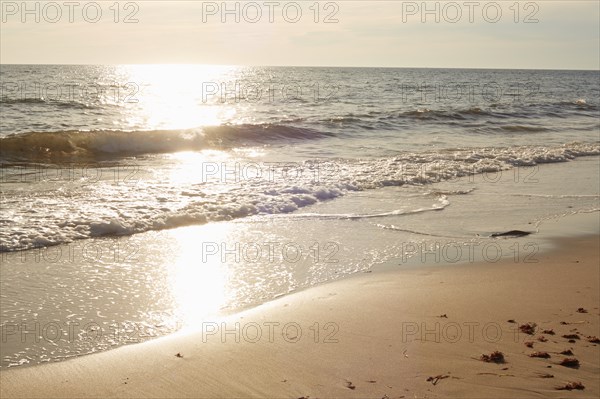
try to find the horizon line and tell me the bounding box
[1,63,598,72]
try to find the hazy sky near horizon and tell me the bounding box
[1,1,598,69]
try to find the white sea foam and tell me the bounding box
[1,142,598,252]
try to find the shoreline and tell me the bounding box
[1,229,598,398]
[1,206,597,370]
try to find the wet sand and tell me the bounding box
[1,233,598,398]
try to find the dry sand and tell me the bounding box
[1,235,598,398]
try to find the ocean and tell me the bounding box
[1,65,599,368]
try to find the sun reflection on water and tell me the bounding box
[117,64,240,130]
[168,223,234,328]
[166,149,232,185]
[107,66,270,329]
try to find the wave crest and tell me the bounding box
[0,124,333,162]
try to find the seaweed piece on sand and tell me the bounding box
[519,323,536,335]
[559,358,579,368]
[529,352,551,359]
[556,381,584,391]
[480,351,505,363]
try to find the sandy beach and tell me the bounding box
[1,231,598,399]
[2,1,599,398]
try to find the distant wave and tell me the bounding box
[557,99,597,108]
[0,98,48,105]
[338,107,504,124]
[495,125,551,133]
[319,101,599,129]
[400,107,493,120]
[0,124,334,162]
[0,97,95,110]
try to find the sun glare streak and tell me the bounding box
[168,223,233,328]
[164,150,232,186]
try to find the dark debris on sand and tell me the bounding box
[529,352,551,359]
[537,373,554,378]
[562,334,580,340]
[519,323,536,335]
[491,230,531,238]
[480,351,505,364]
[559,358,580,368]
[556,381,585,391]
[426,375,449,385]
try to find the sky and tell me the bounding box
[1,1,599,69]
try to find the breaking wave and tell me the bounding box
[0,124,334,162]
[1,142,598,252]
